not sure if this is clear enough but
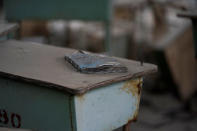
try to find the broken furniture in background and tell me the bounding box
[18,20,132,58]
[178,11,197,58]
[3,0,113,51]
[164,24,197,100]
[3,0,138,58]
[125,0,197,101]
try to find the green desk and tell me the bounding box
[3,0,113,51]
[0,40,156,131]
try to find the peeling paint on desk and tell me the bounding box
[121,78,143,123]
[74,78,143,131]
[121,79,143,96]
[76,94,86,102]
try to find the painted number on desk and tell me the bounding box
[0,109,21,128]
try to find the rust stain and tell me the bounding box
[133,92,141,121]
[127,107,139,124]
[121,78,143,124]
[131,109,139,122]
[123,117,138,131]
[128,117,137,124]
[121,78,143,97]
[77,93,86,102]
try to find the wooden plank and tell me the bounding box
[165,26,197,100]
[20,21,48,38]
[0,40,157,94]
[0,23,18,36]
[177,11,197,19]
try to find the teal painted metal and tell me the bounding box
[0,77,73,131]
[3,0,112,51]
[3,0,112,22]
[0,76,142,131]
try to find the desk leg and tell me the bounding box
[123,121,132,131]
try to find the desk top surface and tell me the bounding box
[0,40,157,94]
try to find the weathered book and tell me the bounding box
[65,51,128,74]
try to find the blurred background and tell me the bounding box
[0,0,197,130]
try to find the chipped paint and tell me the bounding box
[121,78,143,123]
[74,79,144,131]
[76,94,86,102]
[121,79,143,97]
[126,107,139,124]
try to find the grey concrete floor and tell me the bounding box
[116,91,197,131]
